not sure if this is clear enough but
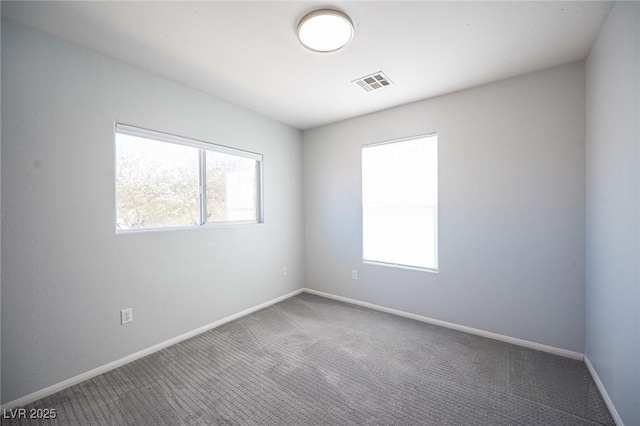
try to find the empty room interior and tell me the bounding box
[1,1,639,425]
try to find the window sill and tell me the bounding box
[363,260,439,274]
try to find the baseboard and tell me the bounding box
[3,286,587,410]
[302,288,584,360]
[584,356,624,426]
[2,288,304,410]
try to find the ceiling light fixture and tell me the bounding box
[297,9,354,53]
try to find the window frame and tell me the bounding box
[115,123,264,233]
[361,133,439,273]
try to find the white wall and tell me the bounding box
[1,19,304,404]
[304,62,586,353]
[585,2,640,425]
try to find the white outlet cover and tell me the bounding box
[121,308,133,325]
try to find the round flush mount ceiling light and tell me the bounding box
[297,9,354,52]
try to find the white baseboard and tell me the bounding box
[3,286,590,411]
[584,356,624,426]
[302,288,584,360]
[2,288,304,410]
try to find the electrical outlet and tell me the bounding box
[352,270,358,280]
[282,266,288,276]
[121,308,133,325]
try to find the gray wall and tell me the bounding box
[304,62,586,353]
[1,19,304,404]
[585,2,640,425]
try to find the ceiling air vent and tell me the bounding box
[353,71,393,92]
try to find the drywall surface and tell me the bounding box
[586,2,640,425]
[304,62,586,353]
[1,19,303,404]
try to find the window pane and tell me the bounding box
[116,134,199,230]
[206,150,257,222]
[362,135,438,270]
[363,207,437,269]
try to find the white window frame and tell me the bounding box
[361,133,439,272]
[115,123,264,233]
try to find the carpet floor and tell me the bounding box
[2,293,614,425]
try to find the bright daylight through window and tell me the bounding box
[362,134,438,271]
[115,124,262,231]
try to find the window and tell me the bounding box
[115,124,262,232]
[362,134,438,271]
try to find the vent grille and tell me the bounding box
[353,72,393,92]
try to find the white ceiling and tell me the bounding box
[2,1,613,130]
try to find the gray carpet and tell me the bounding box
[2,293,614,425]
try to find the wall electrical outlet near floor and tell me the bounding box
[352,270,358,280]
[121,308,133,325]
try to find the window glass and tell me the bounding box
[116,134,199,230]
[206,150,258,222]
[362,135,438,270]
[115,124,262,232]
